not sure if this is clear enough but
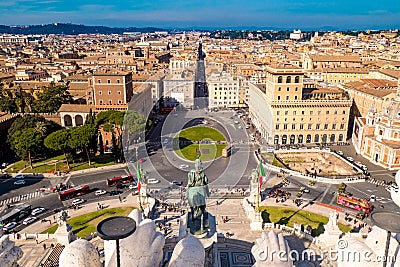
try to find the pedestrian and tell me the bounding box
[43,243,47,250]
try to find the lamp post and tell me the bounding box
[370,211,400,267]
[97,216,136,267]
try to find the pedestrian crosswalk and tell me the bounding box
[367,178,388,187]
[0,191,42,206]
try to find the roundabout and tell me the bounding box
[173,126,227,161]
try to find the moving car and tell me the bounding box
[139,158,146,163]
[22,217,37,225]
[71,199,85,206]
[300,187,310,193]
[346,157,354,162]
[3,222,17,232]
[14,180,26,185]
[95,190,107,196]
[129,184,138,190]
[147,178,160,184]
[179,164,189,169]
[170,180,183,186]
[31,207,46,216]
[15,174,26,179]
[370,195,376,202]
[109,190,122,196]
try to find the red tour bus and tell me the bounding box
[59,185,90,201]
[337,193,373,214]
[106,174,135,187]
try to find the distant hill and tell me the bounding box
[0,23,167,35]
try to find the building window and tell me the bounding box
[107,79,111,84]
[340,124,345,130]
[318,110,321,115]
[332,124,336,129]
[277,111,280,115]
[324,124,328,129]
[108,91,112,95]
[310,111,313,115]
[109,100,112,104]
[287,87,290,92]
[285,111,288,115]
[302,110,305,115]
[308,124,312,130]
[293,111,296,115]
[300,124,304,130]
[118,100,122,104]
[118,91,121,95]
[295,76,299,83]
[286,76,291,83]
[284,124,288,130]
[295,87,298,91]
[292,124,296,130]
[277,96,281,100]
[278,76,282,83]
[379,129,383,135]
[99,91,102,95]
[117,79,120,84]
[294,96,298,100]
[286,96,289,100]
[278,87,281,91]
[334,110,338,114]
[342,110,346,114]
[99,100,103,104]
[276,124,280,130]
[97,79,101,83]
[326,110,329,114]
[316,124,320,130]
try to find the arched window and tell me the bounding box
[295,76,300,83]
[282,135,287,144]
[314,134,320,143]
[298,134,304,143]
[64,115,72,127]
[290,134,296,144]
[278,76,283,83]
[286,76,291,83]
[274,135,279,145]
[306,134,312,143]
[338,134,344,141]
[322,134,328,143]
[75,115,84,126]
[330,134,335,143]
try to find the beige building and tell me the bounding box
[249,64,352,145]
[306,68,369,85]
[303,55,363,70]
[208,72,241,109]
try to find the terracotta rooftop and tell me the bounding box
[309,55,362,62]
[345,79,398,98]
[58,104,94,113]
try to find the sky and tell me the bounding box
[1,0,400,30]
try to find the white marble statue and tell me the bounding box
[391,170,400,208]
[327,210,339,229]
[59,239,101,267]
[105,209,165,267]
[0,235,23,267]
[251,231,293,267]
[168,235,205,267]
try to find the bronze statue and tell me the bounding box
[186,157,210,235]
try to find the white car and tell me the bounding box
[31,207,46,216]
[370,195,376,202]
[14,174,26,179]
[336,151,344,156]
[361,165,368,171]
[346,157,354,162]
[3,222,17,232]
[129,184,138,190]
[72,199,85,206]
[179,164,189,169]
[23,217,37,225]
[147,178,160,184]
[95,190,107,196]
[355,161,362,166]
[14,180,25,185]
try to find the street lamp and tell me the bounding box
[97,216,136,267]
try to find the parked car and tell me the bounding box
[71,199,85,206]
[179,164,189,169]
[336,151,344,156]
[300,187,310,193]
[139,158,146,163]
[31,207,46,216]
[170,180,183,186]
[3,222,17,232]
[95,190,107,196]
[147,178,160,184]
[346,157,354,162]
[14,180,26,185]
[22,217,37,225]
[15,174,26,179]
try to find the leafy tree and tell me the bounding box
[32,83,72,113]
[44,129,71,168]
[68,124,97,165]
[96,110,124,134]
[0,87,17,113]
[85,108,95,125]
[98,133,104,156]
[11,128,43,168]
[123,110,146,137]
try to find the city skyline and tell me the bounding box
[1,0,400,30]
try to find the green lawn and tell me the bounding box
[42,207,134,238]
[8,154,117,174]
[260,206,352,236]
[173,126,226,161]
[177,126,226,142]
